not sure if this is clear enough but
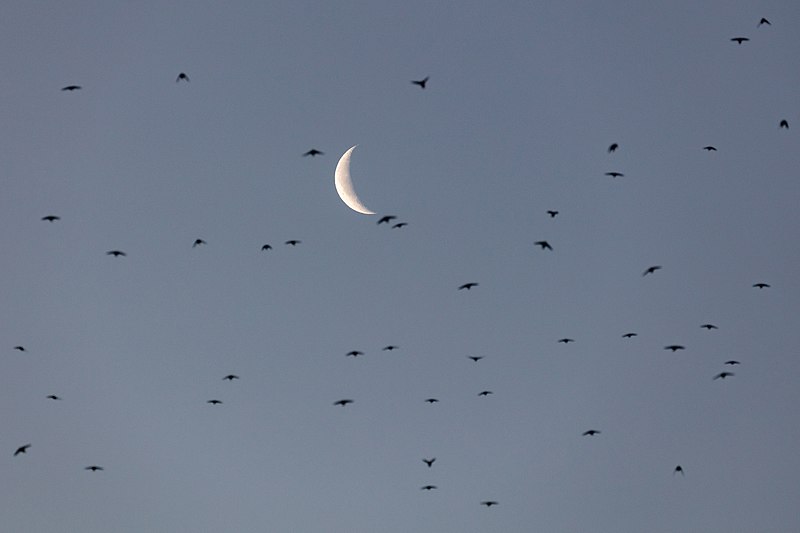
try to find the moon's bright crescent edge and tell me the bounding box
[334,146,375,215]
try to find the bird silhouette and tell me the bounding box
[642,265,661,276]
[222,374,239,381]
[261,244,272,251]
[14,444,31,456]
[674,465,684,476]
[478,390,493,396]
[700,324,718,330]
[468,356,484,362]
[724,360,741,366]
[558,338,575,344]
[61,85,81,91]
[207,399,222,405]
[192,239,206,248]
[481,501,499,507]
[176,72,190,82]
[458,282,478,290]
[382,345,398,351]
[714,372,735,380]
[780,119,789,129]
[546,210,559,218]
[758,17,771,26]
[411,76,429,89]
[582,430,601,436]
[346,350,363,357]
[284,240,301,246]
[46,395,61,400]
[303,149,323,157]
[752,283,770,289]
[41,215,60,222]
[333,399,354,406]
[85,465,104,471]
[534,240,553,250]
[420,485,437,490]
[664,345,685,352]
[423,458,436,467]
[13,346,26,351]
[608,143,619,153]
[605,171,624,178]
[702,146,717,151]
[731,37,749,44]
[392,222,408,229]
[106,250,126,257]
[622,333,638,338]
[377,215,397,225]
[424,398,439,404]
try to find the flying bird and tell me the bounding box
[333,399,354,406]
[61,85,81,91]
[478,390,493,396]
[752,283,770,289]
[664,345,685,352]
[207,399,222,405]
[468,356,484,362]
[605,171,624,178]
[758,18,771,26]
[674,465,684,476]
[481,501,499,507]
[608,143,618,153]
[730,37,749,44]
[534,240,553,250]
[222,374,239,381]
[303,149,323,157]
[780,119,789,129]
[420,485,437,490]
[192,239,206,248]
[582,430,601,436]
[41,215,60,222]
[642,265,661,276]
[424,398,439,404]
[458,282,478,290]
[261,244,272,251]
[622,333,637,338]
[392,222,408,229]
[377,215,397,225]
[346,350,363,357]
[411,76,429,89]
[700,324,718,330]
[382,345,398,351]
[106,250,126,257]
[724,360,741,366]
[13,346,26,351]
[558,338,575,344]
[284,240,301,246]
[176,72,190,82]
[13,444,31,456]
[46,395,61,400]
[423,458,436,467]
[546,210,559,218]
[702,146,717,151]
[85,465,104,471]
[714,372,735,380]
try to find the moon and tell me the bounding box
[334,146,375,215]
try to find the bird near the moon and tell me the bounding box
[334,145,375,215]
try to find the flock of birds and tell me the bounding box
[7,14,791,519]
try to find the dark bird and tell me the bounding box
[303,149,323,157]
[458,282,478,290]
[261,244,272,251]
[46,395,61,400]
[608,143,619,153]
[752,283,770,289]
[758,18,771,26]
[333,399,354,406]
[106,250,126,257]
[700,324,718,330]
[664,345,685,352]
[642,265,661,276]
[424,398,439,404]
[61,85,81,91]
[582,430,601,436]
[730,37,749,44]
[420,485,437,490]
[468,356,484,362]
[702,146,717,151]
[207,399,222,405]
[423,458,436,467]
[192,239,206,248]
[13,346,26,351]
[714,371,735,380]
[534,240,553,250]
[558,338,575,344]
[411,76,429,89]
[222,374,239,381]
[481,501,499,507]
[392,222,408,229]
[41,215,60,222]
[382,345,398,351]
[478,390,493,396]
[346,350,363,357]
[622,333,637,338]
[546,210,559,218]
[724,360,741,366]
[85,465,104,471]
[14,444,31,456]
[605,171,624,178]
[176,72,190,82]
[284,240,301,246]
[674,465,684,476]
[377,215,397,225]
[780,119,789,129]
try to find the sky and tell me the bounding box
[2,1,800,532]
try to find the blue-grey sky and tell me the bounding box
[3,2,800,532]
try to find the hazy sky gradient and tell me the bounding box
[3,2,800,532]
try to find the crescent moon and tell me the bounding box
[334,146,375,215]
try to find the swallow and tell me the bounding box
[261,244,272,251]
[423,458,436,467]
[752,283,770,289]
[176,72,190,82]
[724,360,740,366]
[192,239,206,248]
[702,146,717,151]
[700,324,718,330]
[758,18,771,27]
[392,222,408,229]
[468,356,484,362]
[420,485,437,490]
[222,374,239,381]
[46,395,61,400]
[642,265,661,276]
[424,398,439,404]
[605,171,624,178]
[780,119,789,129]
[731,37,749,44]
[608,143,618,153]
[13,346,25,351]
[674,465,684,476]
[303,149,323,157]
[534,240,553,250]
[106,250,126,257]
[664,345,685,352]
[333,399,354,406]
[481,501,499,507]
[458,282,478,290]
[284,240,301,246]
[411,76,429,89]
[622,333,637,338]
[546,210,559,218]
[478,390,493,396]
[61,85,81,91]
[713,371,735,380]
[85,465,104,471]
[377,215,397,225]
[207,399,222,405]
[41,215,60,222]
[382,345,398,351]
[558,338,575,344]
[346,350,363,357]
[14,444,31,456]
[582,430,601,436]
